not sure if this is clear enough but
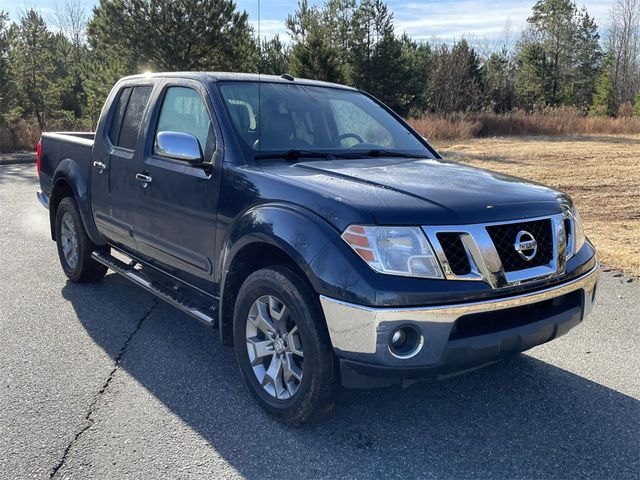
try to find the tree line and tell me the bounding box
[0,0,639,133]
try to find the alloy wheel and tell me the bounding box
[245,295,304,400]
[60,211,79,270]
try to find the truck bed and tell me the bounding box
[39,132,95,197]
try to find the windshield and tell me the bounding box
[217,81,433,159]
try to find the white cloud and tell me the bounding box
[393,0,612,42]
[251,19,288,39]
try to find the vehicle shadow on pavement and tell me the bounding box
[62,274,638,479]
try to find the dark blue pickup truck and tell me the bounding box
[37,72,599,425]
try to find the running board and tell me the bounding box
[91,250,218,328]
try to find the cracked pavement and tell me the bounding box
[1,163,639,479]
[49,299,159,478]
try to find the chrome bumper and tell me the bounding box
[320,265,599,361]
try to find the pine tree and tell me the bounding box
[398,34,431,115]
[87,0,258,73]
[79,53,127,127]
[428,40,483,113]
[12,10,59,129]
[0,11,14,120]
[635,92,640,116]
[349,0,407,112]
[323,0,357,81]
[573,9,602,111]
[524,0,578,106]
[483,49,516,113]
[515,42,554,111]
[591,55,619,116]
[259,35,290,76]
[286,1,345,82]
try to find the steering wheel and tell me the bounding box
[338,133,365,145]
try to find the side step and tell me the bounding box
[91,250,218,328]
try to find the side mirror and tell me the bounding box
[155,131,202,162]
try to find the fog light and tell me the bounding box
[388,326,424,359]
[391,329,406,347]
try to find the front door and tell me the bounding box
[133,81,221,290]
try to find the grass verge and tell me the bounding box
[409,111,640,141]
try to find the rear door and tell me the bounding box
[133,79,222,289]
[92,84,154,250]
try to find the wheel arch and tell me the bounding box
[49,178,74,241]
[218,204,337,345]
[49,159,104,244]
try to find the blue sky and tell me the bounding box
[0,0,613,43]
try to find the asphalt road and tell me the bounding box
[1,163,638,479]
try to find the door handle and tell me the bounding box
[93,161,106,174]
[135,173,152,187]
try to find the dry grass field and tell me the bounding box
[435,135,640,277]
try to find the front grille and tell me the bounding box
[437,232,471,275]
[486,219,553,272]
[449,290,581,340]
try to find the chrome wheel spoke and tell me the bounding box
[247,336,274,366]
[283,352,303,382]
[268,296,288,329]
[286,326,304,358]
[263,353,284,398]
[252,300,277,337]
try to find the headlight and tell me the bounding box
[341,225,443,279]
[570,206,585,255]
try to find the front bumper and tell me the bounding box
[320,264,599,388]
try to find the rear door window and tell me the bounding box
[116,86,153,150]
[108,87,131,145]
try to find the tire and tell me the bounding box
[233,266,337,425]
[55,196,108,283]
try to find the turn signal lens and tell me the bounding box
[570,206,585,255]
[342,225,443,279]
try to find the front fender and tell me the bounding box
[220,202,338,285]
[51,159,103,244]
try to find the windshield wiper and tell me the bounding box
[362,149,432,159]
[254,150,358,161]
[254,149,432,161]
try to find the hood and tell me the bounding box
[264,157,566,226]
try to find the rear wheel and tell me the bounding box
[55,197,108,282]
[233,266,337,425]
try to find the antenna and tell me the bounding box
[257,0,261,153]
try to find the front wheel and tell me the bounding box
[233,266,337,425]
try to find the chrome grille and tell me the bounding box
[486,219,553,272]
[436,232,471,275]
[423,214,567,289]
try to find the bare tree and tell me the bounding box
[607,0,640,104]
[52,0,87,49]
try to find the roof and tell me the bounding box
[120,72,356,90]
